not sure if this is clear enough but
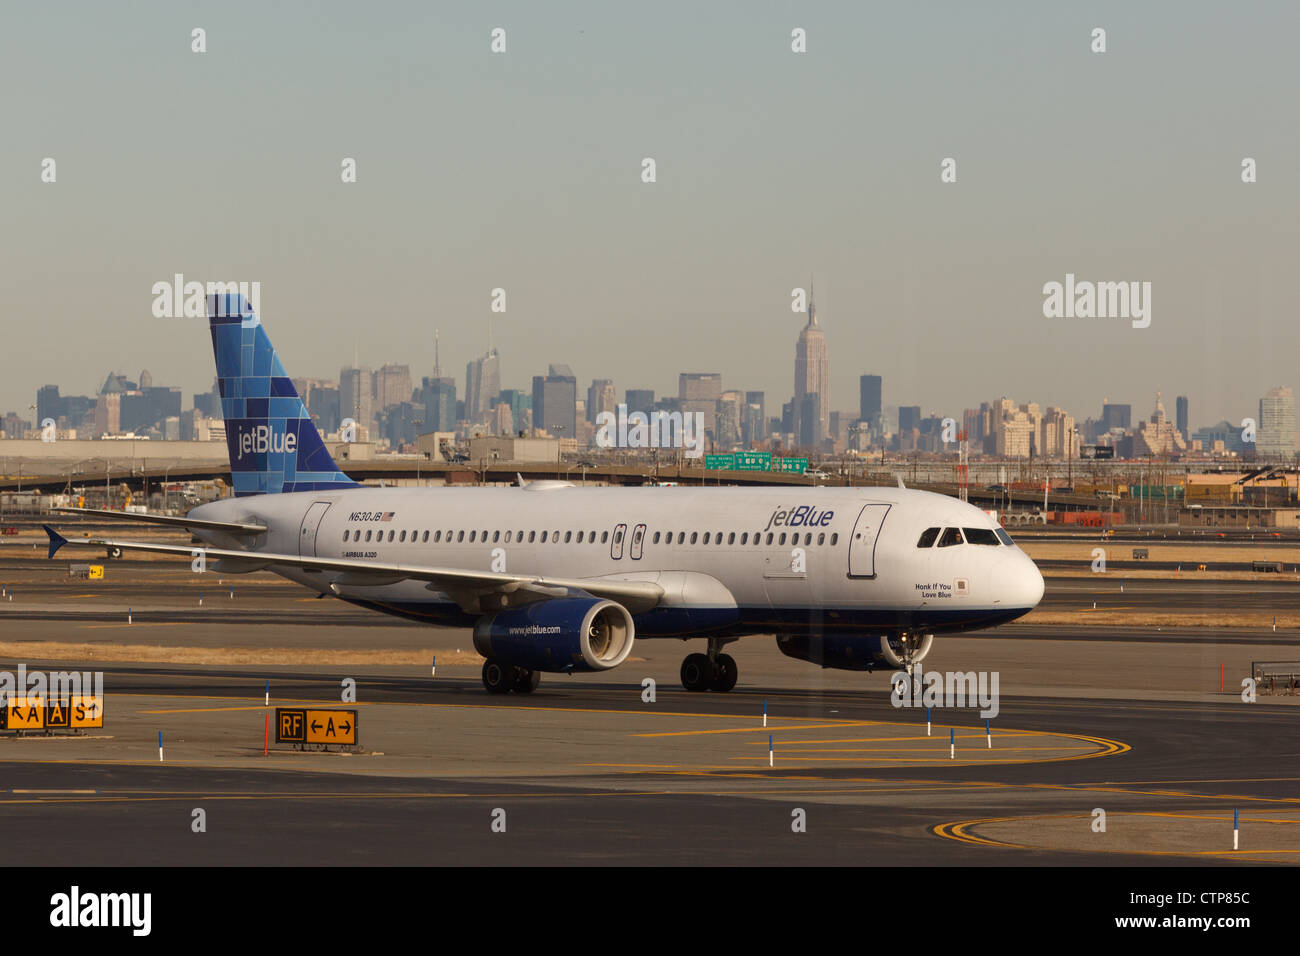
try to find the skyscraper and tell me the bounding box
[587,379,616,423]
[679,373,722,435]
[464,348,501,425]
[859,374,882,426]
[532,364,578,439]
[625,389,654,416]
[338,366,374,435]
[373,363,412,412]
[793,282,830,445]
[1176,395,1189,443]
[1258,386,1296,459]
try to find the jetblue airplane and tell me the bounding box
[46,294,1044,694]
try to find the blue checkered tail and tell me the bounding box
[206,293,360,497]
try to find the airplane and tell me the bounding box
[45,293,1045,695]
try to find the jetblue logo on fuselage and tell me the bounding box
[763,505,834,533]
[235,424,297,462]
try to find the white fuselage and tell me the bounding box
[191,484,1044,640]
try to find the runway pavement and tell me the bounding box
[0,553,1297,864]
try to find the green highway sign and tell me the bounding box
[704,454,735,470]
[773,457,809,473]
[733,451,771,471]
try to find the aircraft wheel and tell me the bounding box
[482,659,513,694]
[680,653,715,692]
[513,668,541,693]
[712,653,738,692]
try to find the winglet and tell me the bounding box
[43,525,68,559]
[896,475,906,489]
[516,473,527,487]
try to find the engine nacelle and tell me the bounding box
[775,633,934,672]
[473,598,635,673]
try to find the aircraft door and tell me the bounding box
[299,501,332,557]
[610,523,627,559]
[630,523,646,560]
[848,503,891,578]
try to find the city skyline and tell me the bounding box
[4,3,1298,424]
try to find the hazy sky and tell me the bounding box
[4,1,1298,431]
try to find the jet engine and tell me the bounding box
[473,598,635,673]
[775,633,934,671]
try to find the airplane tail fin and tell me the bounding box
[206,293,360,497]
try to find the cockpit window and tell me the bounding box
[937,527,964,547]
[995,527,1015,547]
[916,527,940,548]
[962,527,1000,546]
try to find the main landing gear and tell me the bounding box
[481,659,541,694]
[680,638,738,693]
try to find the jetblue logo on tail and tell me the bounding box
[236,424,297,462]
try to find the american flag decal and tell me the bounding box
[380,512,395,521]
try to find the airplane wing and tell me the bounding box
[48,507,267,536]
[43,526,664,614]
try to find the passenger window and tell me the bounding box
[528,531,536,543]
[938,527,964,547]
[434,531,441,542]
[422,530,429,542]
[716,532,723,544]
[779,533,787,545]
[653,532,661,544]
[342,531,348,542]
[469,531,476,543]
[818,533,825,545]
[457,530,465,542]
[728,532,735,544]
[804,533,812,545]
[677,532,685,544]
[917,527,941,548]
[399,530,406,542]
[493,530,500,543]
[576,531,584,543]
[703,533,710,544]
[365,530,372,542]
[963,527,1000,546]
[690,532,698,544]
[741,532,748,544]
[540,531,548,543]
[765,532,773,545]
[830,533,838,545]
[565,531,572,543]
[386,530,394,542]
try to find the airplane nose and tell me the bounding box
[1017,552,1045,608]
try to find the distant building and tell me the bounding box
[374,363,413,413]
[421,376,457,433]
[679,373,722,435]
[1132,392,1187,457]
[1258,386,1297,459]
[587,379,616,424]
[1101,402,1131,433]
[339,366,374,434]
[717,390,744,448]
[625,389,654,417]
[859,375,882,428]
[1176,395,1189,443]
[532,364,577,439]
[464,349,500,425]
[793,284,829,445]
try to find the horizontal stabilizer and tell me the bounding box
[49,507,267,535]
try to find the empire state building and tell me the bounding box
[793,282,829,447]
